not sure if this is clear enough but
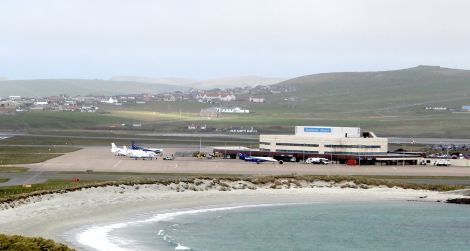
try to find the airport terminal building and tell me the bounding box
[213,126,420,165]
[259,126,388,156]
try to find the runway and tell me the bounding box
[19,146,470,177]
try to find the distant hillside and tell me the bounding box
[110,76,196,86]
[111,75,286,89]
[273,66,470,112]
[0,79,189,97]
[199,76,286,88]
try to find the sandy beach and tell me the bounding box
[0,177,466,250]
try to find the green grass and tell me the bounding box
[1,67,470,138]
[0,146,80,165]
[0,234,75,251]
[0,111,137,130]
[2,135,257,147]
[0,166,29,173]
[0,179,8,183]
[1,100,469,137]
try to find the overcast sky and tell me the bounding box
[1,0,469,80]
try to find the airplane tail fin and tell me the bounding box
[238,153,246,160]
[111,143,117,152]
[131,141,138,149]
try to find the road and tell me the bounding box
[388,137,470,145]
[2,131,469,145]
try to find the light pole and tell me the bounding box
[402,143,405,167]
[303,143,305,163]
[358,145,361,166]
[330,145,333,164]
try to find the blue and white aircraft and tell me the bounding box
[131,141,164,154]
[238,153,283,164]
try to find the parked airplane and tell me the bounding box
[238,153,283,164]
[111,143,128,156]
[131,141,164,154]
[126,146,157,160]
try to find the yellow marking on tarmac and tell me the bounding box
[113,160,122,168]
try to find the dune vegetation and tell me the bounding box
[0,234,74,251]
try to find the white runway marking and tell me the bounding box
[113,160,122,168]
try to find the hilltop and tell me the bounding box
[0,79,188,97]
[111,75,286,89]
[270,66,470,112]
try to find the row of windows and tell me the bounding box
[324,152,387,156]
[276,149,319,154]
[324,145,381,149]
[276,143,319,147]
[261,142,381,149]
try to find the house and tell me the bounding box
[249,97,265,103]
[197,92,236,103]
[229,127,258,133]
[163,95,176,102]
[216,107,250,114]
[80,106,99,112]
[101,97,118,104]
[34,101,48,106]
[425,106,447,111]
[200,107,219,117]
[8,96,21,101]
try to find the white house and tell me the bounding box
[101,97,118,104]
[216,107,250,113]
[197,92,236,102]
[34,101,49,106]
[249,97,265,103]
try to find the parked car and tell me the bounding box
[163,156,174,160]
[433,159,451,166]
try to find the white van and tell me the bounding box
[433,159,451,166]
[306,157,329,165]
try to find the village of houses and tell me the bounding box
[0,84,294,134]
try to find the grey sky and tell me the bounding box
[1,0,469,80]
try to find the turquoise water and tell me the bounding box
[80,202,470,251]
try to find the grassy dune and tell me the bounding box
[0,234,75,251]
[0,175,464,204]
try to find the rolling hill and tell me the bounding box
[0,79,189,98]
[111,75,286,89]
[272,65,470,112]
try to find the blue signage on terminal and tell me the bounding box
[304,127,332,133]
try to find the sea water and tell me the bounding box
[75,201,470,251]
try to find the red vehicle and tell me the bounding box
[346,159,357,166]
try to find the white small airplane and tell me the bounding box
[238,153,283,164]
[111,143,128,156]
[126,147,157,160]
[131,141,164,154]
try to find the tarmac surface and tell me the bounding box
[16,146,470,177]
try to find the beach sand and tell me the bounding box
[0,180,465,250]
